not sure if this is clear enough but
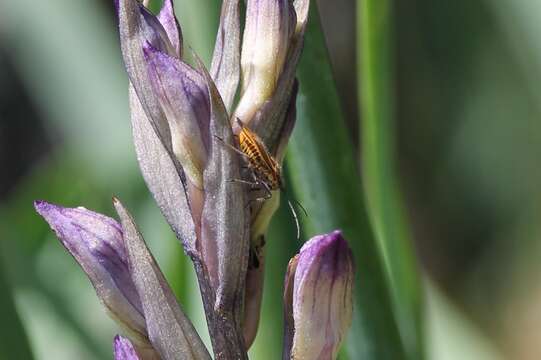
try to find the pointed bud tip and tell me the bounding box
[297,230,353,278]
[114,335,140,360]
[34,200,89,228]
[34,199,51,213]
[300,229,346,251]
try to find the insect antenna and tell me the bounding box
[286,198,301,240]
[289,196,307,217]
[281,186,307,240]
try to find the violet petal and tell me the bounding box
[157,0,183,58]
[210,0,241,112]
[113,198,211,360]
[34,201,147,341]
[114,335,140,360]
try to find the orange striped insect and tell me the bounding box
[213,118,306,239]
[236,118,282,195]
[215,119,307,268]
[235,119,305,235]
[213,119,305,239]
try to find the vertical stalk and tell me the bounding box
[192,260,248,360]
[358,0,423,359]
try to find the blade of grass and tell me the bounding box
[286,4,406,359]
[358,0,423,358]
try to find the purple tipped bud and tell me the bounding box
[283,230,354,360]
[157,0,183,58]
[114,335,141,360]
[235,0,294,124]
[34,201,147,342]
[143,45,210,188]
[123,0,175,55]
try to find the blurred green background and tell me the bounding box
[1,0,540,359]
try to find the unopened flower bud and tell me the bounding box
[235,0,294,123]
[114,335,140,360]
[143,44,210,188]
[283,230,354,360]
[34,201,147,344]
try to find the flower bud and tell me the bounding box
[114,335,140,360]
[34,201,147,344]
[235,0,294,124]
[143,44,210,189]
[283,230,354,360]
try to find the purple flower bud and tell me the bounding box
[118,0,179,152]
[283,231,354,360]
[114,335,140,360]
[235,0,294,124]
[143,44,210,189]
[34,201,147,343]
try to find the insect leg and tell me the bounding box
[213,135,249,160]
[259,180,273,201]
[227,178,260,187]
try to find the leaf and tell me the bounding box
[358,0,424,358]
[286,4,407,359]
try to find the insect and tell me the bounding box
[236,118,282,196]
[215,119,306,239]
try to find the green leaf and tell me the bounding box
[358,0,423,358]
[286,4,406,359]
[0,257,34,360]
